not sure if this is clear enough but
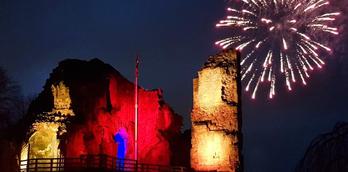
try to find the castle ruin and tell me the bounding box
[190,49,243,171]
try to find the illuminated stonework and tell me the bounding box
[51,82,74,116]
[27,123,61,158]
[191,49,242,171]
[20,144,28,169]
[19,58,181,167]
[20,82,74,162]
[197,68,224,112]
[192,125,237,169]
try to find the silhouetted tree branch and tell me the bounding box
[0,67,21,130]
[0,66,32,172]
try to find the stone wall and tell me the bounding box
[21,59,182,166]
[191,49,242,171]
[20,81,72,162]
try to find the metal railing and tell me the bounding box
[19,154,186,172]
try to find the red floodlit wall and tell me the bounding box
[55,61,181,166]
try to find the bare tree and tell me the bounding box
[0,67,22,129]
[0,67,25,171]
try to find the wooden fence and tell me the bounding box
[19,154,186,172]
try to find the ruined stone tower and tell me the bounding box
[191,49,242,171]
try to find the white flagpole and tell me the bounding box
[134,56,139,162]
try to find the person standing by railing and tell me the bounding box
[113,128,128,171]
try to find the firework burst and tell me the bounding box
[216,0,340,99]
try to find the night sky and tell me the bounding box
[0,0,348,171]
